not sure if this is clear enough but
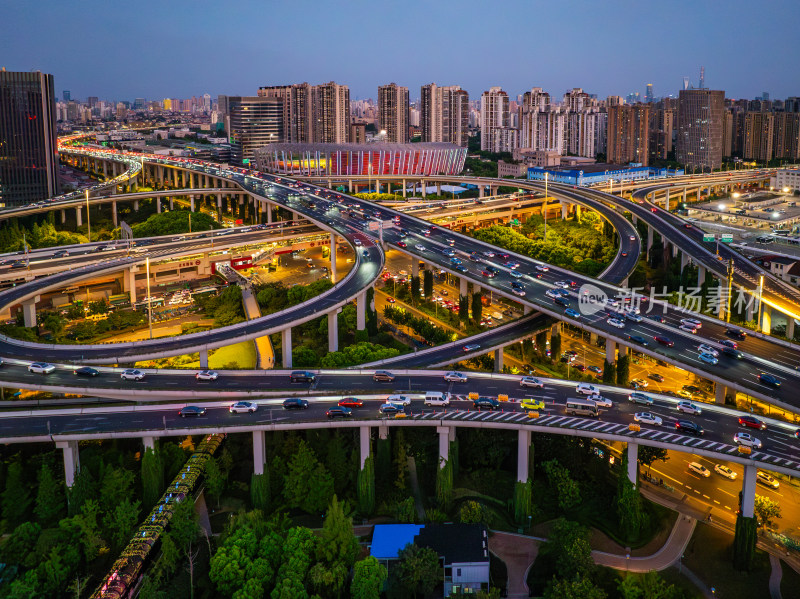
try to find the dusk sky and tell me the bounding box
[3,0,799,103]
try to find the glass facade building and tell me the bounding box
[0,70,59,207]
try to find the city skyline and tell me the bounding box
[5,0,800,102]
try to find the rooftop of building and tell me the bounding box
[256,142,465,153]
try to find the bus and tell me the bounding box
[565,398,599,417]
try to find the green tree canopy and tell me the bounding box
[393,543,442,599]
[283,440,335,514]
[352,556,388,599]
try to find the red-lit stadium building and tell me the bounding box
[254,142,467,177]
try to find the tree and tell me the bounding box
[410,275,421,306]
[542,519,594,581]
[251,472,270,512]
[142,446,165,509]
[616,354,630,386]
[637,446,669,472]
[459,295,469,323]
[358,456,375,516]
[204,455,227,509]
[601,360,616,384]
[618,571,686,599]
[423,270,434,299]
[544,576,606,599]
[317,495,359,567]
[471,293,483,322]
[109,498,141,552]
[616,452,647,543]
[283,440,334,514]
[754,495,782,530]
[352,556,388,599]
[543,460,580,511]
[34,462,64,527]
[2,461,31,529]
[458,500,490,526]
[293,346,319,367]
[394,543,442,598]
[550,333,561,362]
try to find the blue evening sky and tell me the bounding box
[2,0,798,103]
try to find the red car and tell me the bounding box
[654,336,674,347]
[397,241,407,248]
[650,207,658,213]
[738,415,766,430]
[338,397,364,408]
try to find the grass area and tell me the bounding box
[781,559,800,597]
[682,522,771,597]
[139,340,257,370]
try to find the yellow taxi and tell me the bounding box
[520,398,545,411]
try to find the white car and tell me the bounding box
[415,244,426,251]
[589,395,613,408]
[554,281,569,289]
[688,462,711,478]
[545,289,561,299]
[734,432,762,449]
[535,264,549,272]
[682,318,702,329]
[679,324,698,333]
[196,370,219,381]
[353,239,362,246]
[28,362,56,374]
[444,371,468,383]
[520,376,544,389]
[121,369,145,381]
[386,394,411,406]
[676,401,702,415]
[575,382,598,396]
[714,464,737,480]
[229,401,258,414]
[607,318,625,329]
[482,251,495,258]
[627,312,643,322]
[634,412,663,426]
[698,343,719,357]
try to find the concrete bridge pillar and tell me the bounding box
[741,465,757,518]
[356,291,366,331]
[56,440,80,487]
[494,348,504,372]
[169,198,174,211]
[282,328,292,368]
[682,187,687,204]
[714,384,729,404]
[479,186,485,198]
[517,429,531,482]
[190,195,195,212]
[22,297,38,328]
[680,252,689,271]
[60,209,66,224]
[76,206,82,227]
[379,425,389,440]
[267,202,273,224]
[421,181,427,198]
[360,426,371,469]
[761,305,772,335]
[411,259,419,279]
[437,427,450,468]
[436,183,442,196]
[647,226,654,252]
[330,234,337,282]
[142,436,155,452]
[490,186,498,196]
[348,179,353,193]
[328,309,339,352]
[253,430,267,475]
[125,267,138,303]
[402,179,407,198]
[156,197,162,214]
[697,265,705,287]
[199,348,209,369]
[561,203,568,219]
[133,199,139,212]
[605,339,616,363]
[664,189,670,211]
[627,442,638,486]
[112,200,118,227]
[672,242,678,258]
[375,180,381,194]
[460,277,468,296]
[524,305,532,315]
[787,317,796,341]
[745,291,755,323]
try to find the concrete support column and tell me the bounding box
[479,186,485,198]
[190,195,195,212]
[411,259,419,279]
[618,343,629,358]
[672,242,678,258]
[133,199,139,212]
[714,384,728,404]
[60,209,66,224]
[22,297,37,328]
[199,348,209,369]
[169,198,174,211]
[125,267,137,303]
[437,427,450,468]
[282,328,292,368]
[697,265,705,287]
[682,188,687,204]
[460,277,468,296]
[111,200,118,227]
[761,305,772,335]
[56,441,80,487]
[253,431,267,476]
[605,339,616,363]
[267,202,273,224]
[665,189,670,211]
[421,181,427,197]
[494,348,504,372]
[330,234,337,282]
[360,426,371,469]
[402,179,407,198]
[788,317,796,341]
[348,179,353,193]
[156,197,161,214]
[143,436,155,452]
[524,305,532,315]
[375,180,381,194]
[681,252,689,271]
[745,292,754,323]
[561,203,568,219]
[742,465,757,518]
[517,429,531,482]
[490,186,498,196]
[627,442,638,486]
[328,309,339,352]
[356,291,366,331]
[76,206,83,227]
[379,426,389,440]
[647,226,654,252]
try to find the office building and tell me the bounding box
[420,83,469,147]
[645,84,654,103]
[676,89,725,171]
[607,104,650,166]
[63,90,70,102]
[0,70,60,207]
[480,87,509,151]
[378,83,409,144]
[743,112,774,162]
[226,96,283,164]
